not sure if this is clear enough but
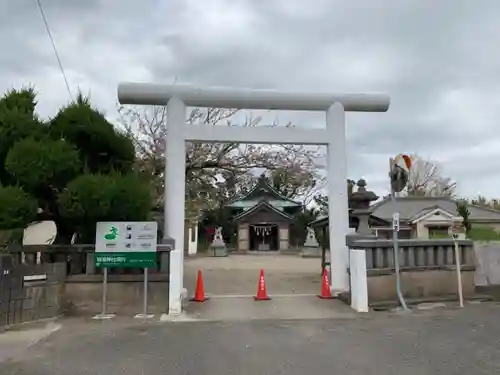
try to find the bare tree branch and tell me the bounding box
[118,105,321,221]
[404,154,456,197]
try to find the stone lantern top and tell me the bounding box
[348,179,379,210]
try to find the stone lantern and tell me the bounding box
[349,179,379,235]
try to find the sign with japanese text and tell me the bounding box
[94,222,158,268]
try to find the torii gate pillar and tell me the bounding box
[118,83,390,315]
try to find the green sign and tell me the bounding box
[94,252,157,268]
[95,222,158,268]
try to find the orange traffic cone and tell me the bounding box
[254,269,271,301]
[191,270,208,302]
[318,268,334,299]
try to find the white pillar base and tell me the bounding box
[168,250,183,316]
[134,314,155,319]
[92,314,116,320]
[350,249,369,312]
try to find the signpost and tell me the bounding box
[451,218,465,307]
[389,154,412,311]
[93,221,158,320]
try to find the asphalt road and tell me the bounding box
[2,304,500,374]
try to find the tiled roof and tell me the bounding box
[227,199,300,209]
[225,174,301,208]
[233,201,294,221]
[309,197,500,226]
[370,197,500,222]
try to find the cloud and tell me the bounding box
[1,0,500,199]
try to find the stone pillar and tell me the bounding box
[187,222,198,256]
[278,225,289,251]
[86,252,96,275]
[165,97,186,316]
[238,223,249,252]
[327,103,350,292]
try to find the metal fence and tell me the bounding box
[5,243,172,277]
[0,255,65,328]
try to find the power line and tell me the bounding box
[35,0,73,100]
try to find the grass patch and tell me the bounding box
[468,226,500,241]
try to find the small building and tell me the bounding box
[311,194,500,240]
[369,197,500,239]
[225,174,302,252]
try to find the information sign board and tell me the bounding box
[95,222,158,268]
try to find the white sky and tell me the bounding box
[2,0,500,199]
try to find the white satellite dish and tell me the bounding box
[23,221,57,245]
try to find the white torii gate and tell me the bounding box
[117,83,390,315]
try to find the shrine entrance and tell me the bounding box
[117,82,390,315]
[249,224,278,251]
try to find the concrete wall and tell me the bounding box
[347,237,476,304]
[474,241,500,286]
[21,281,66,322]
[65,277,169,315]
[1,261,66,328]
[367,269,475,303]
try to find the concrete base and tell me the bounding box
[365,293,491,311]
[65,277,169,315]
[301,247,322,258]
[159,312,197,322]
[134,313,155,319]
[366,269,476,304]
[211,246,228,257]
[91,314,116,320]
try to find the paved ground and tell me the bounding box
[184,254,323,297]
[2,304,500,374]
[183,295,356,321]
[0,322,61,364]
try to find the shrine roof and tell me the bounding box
[225,174,302,208]
[228,199,300,209]
[233,201,295,222]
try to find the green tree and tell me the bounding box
[0,88,152,244]
[59,173,151,241]
[0,186,38,230]
[456,200,471,235]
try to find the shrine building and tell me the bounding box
[225,174,302,252]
